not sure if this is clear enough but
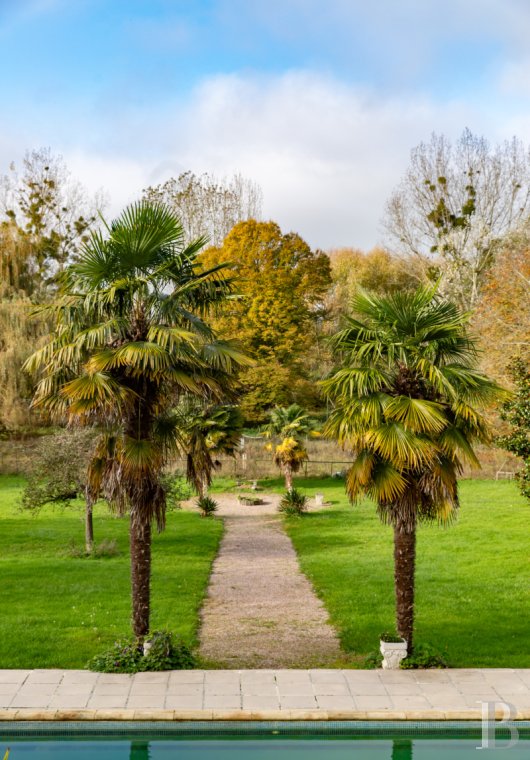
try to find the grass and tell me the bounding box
[256,475,529,668]
[0,475,223,668]
[2,471,528,669]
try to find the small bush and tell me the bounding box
[87,630,195,673]
[160,473,191,511]
[401,643,448,669]
[380,631,405,643]
[88,639,142,673]
[278,488,307,516]
[142,630,195,671]
[239,495,264,505]
[364,650,383,669]
[197,495,218,517]
[93,538,119,558]
[65,538,119,558]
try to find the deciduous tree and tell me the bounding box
[200,220,332,422]
[1,148,102,296]
[327,247,420,330]
[498,358,530,502]
[474,226,530,384]
[21,428,101,553]
[384,129,530,309]
[143,171,262,247]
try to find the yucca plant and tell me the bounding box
[278,487,308,516]
[196,495,218,517]
[322,286,504,650]
[24,202,249,640]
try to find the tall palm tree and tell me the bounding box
[322,286,503,650]
[25,202,249,640]
[264,404,314,490]
[174,398,244,497]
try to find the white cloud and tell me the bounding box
[0,70,523,250]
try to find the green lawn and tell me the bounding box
[0,475,222,668]
[2,472,528,669]
[259,476,530,667]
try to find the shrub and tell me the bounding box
[197,495,218,517]
[239,495,264,505]
[88,639,142,673]
[87,630,195,673]
[66,538,119,558]
[160,473,191,511]
[401,643,448,669]
[93,538,120,558]
[380,631,405,642]
[141,630,196,671]
[364,650,383,669]
[278,488,307,516]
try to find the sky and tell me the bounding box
[2,0,530,249]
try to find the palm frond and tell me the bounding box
[366,422,436,469]
[385,396,447,434]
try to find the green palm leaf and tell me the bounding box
[385,396,447,434]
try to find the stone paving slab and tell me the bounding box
[0,669,528,720]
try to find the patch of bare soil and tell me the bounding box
[197,494,343,668]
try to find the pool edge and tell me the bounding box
[0,708,529,721]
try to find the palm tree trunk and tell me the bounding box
[284,464,293,491]
[199,472,209,499]
[393,517,416,652]
[84,488,94,555]
[130,516,151,640]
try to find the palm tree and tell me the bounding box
[174,398,244,497]
[25,202,249,641]
[322,286,503,650]
[264,404,314,490]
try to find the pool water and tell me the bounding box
[2,739,530,758]
[1,723,529,758]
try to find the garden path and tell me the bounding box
[195,493,343,668]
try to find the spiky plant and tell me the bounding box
[24,202,249,640]
[278,487,308,516]
[322,286,504,650]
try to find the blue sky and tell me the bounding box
[2,0,530,248]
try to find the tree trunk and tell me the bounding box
[284,464,293,491]
[198,472,209,499]
[84,487,94,555]
[393,518,416,652]
[130,517,151,640]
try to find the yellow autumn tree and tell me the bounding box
[475,236,530,385]
[200,220,332,422]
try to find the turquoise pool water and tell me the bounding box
[2,739,530,758]
[1,722,529,758]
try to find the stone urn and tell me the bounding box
[314,492,324,507]
[380,635,407,669]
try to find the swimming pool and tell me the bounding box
[1,721,529,758]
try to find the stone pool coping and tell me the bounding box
[0,669,528,721]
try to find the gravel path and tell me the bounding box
[196,493,343,668]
